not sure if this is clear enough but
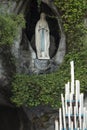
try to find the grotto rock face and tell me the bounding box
[0,0,66,75]
[11,0,66,74]
[0,106,32,130]
[1,2,87,130]
[0,0,66,130]
[26,1,65,74]
[23,105,58,130]
[0,106,20,130]
[0,59,6,86]
[16,32,58,74]
[0,105,58,130]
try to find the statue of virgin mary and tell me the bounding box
[35,12,50,59]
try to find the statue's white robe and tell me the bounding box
[35,19,50,59]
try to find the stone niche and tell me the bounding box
[25,1,60,59]
[12,0,66,74]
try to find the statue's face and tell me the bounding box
[40,13,46,19]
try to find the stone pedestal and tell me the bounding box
[34,59,50,70]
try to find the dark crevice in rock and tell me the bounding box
[0,45,16,79]
[0,106,20,130]
[0,45,16,105]
[25,0,39,41]
[0,106,32,130]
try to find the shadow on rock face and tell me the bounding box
[0,106,32,130]
[0,106,20,130]
[23,105,59,130]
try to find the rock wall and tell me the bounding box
[13,0,66,74]
[0,0,66,75]
[0,0,66,130]
[0,106,32,130]
[2,1,87,130]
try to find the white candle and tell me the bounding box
[67,81,70,93]
[74,107,77,129]
[79,106,82,129]
[85,110,87,128]
[70,61,74,94]
[59,108,62,129]
[65,82,69,95]
[65,84,67,95]
[61,94,66,129]
[65,94,68,115]
[68,107,71,129]
[83,107,86,130]
[76,80,80,97]
[55,119,58,130]
[70,93,73,114]
[76,80,80,114]
[79,93,84,117]
[81,93,84,114]
[71,121,73,130]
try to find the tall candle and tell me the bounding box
[65,84,67,95]
[70,93,73,114]
[59,108,62,129]
[61,94,66,129]
[67,81,70,94]
[76,80,80,114]
[79,106,82,129]
[79,93,83,117]
[65,94,68,115]
[65,82,69,95]
[55,119,58,130]
[70,61,74,94]
[85,111,87,128]
[71,121,73,130]
[76,80,80,98]
[83,107,86,130]
[68,107,71,129]
[74,107,77,129]
[81,93,83,115]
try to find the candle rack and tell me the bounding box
[55,61,87,130]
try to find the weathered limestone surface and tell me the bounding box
[0,0,66,104]
[0,0,66,130]
[0,0,87,130]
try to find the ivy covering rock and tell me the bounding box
[11,46,87,108]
